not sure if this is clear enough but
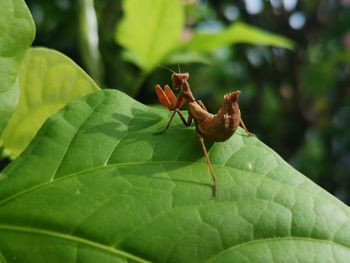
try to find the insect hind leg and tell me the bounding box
[197,134,217,197]
[239,118,255,137]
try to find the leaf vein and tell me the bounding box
[0,224,150,263]
[50,95,108,180]
[205,236,350,262]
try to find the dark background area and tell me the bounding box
[25,0,350,204]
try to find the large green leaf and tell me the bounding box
[116,0,184,72]
[1,90,350,262]
[0,0,35,136]
[1,47,100,158]
[182,21,294,52]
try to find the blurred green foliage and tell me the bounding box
[24,0,350,204]
[0,0,35,136]
[115,0,292,95]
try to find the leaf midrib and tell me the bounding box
[0,160,259,206]
[0,159,344,216]
[0,224,150,263]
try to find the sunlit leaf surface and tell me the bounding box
[0,0,35,136]
[1,48,100,157]
[0,90,349,262]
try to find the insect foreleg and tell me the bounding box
[154,108,193,135]
[197,134,217,197]
[174,108,192,127]
[154,111,177,135]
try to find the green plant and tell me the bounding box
[0,0,294,158]
[115,0,294,95]
[0,0,35,136]
[1,90,350,262]
[1,0,350,262]
[1,48,99,157]
[0,1,99,158]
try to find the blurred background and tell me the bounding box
[24,0,350,204]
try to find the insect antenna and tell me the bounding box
[157,65,176,74]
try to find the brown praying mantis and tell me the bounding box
[154,68,253,196]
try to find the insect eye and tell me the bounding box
[182,73,189,80]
